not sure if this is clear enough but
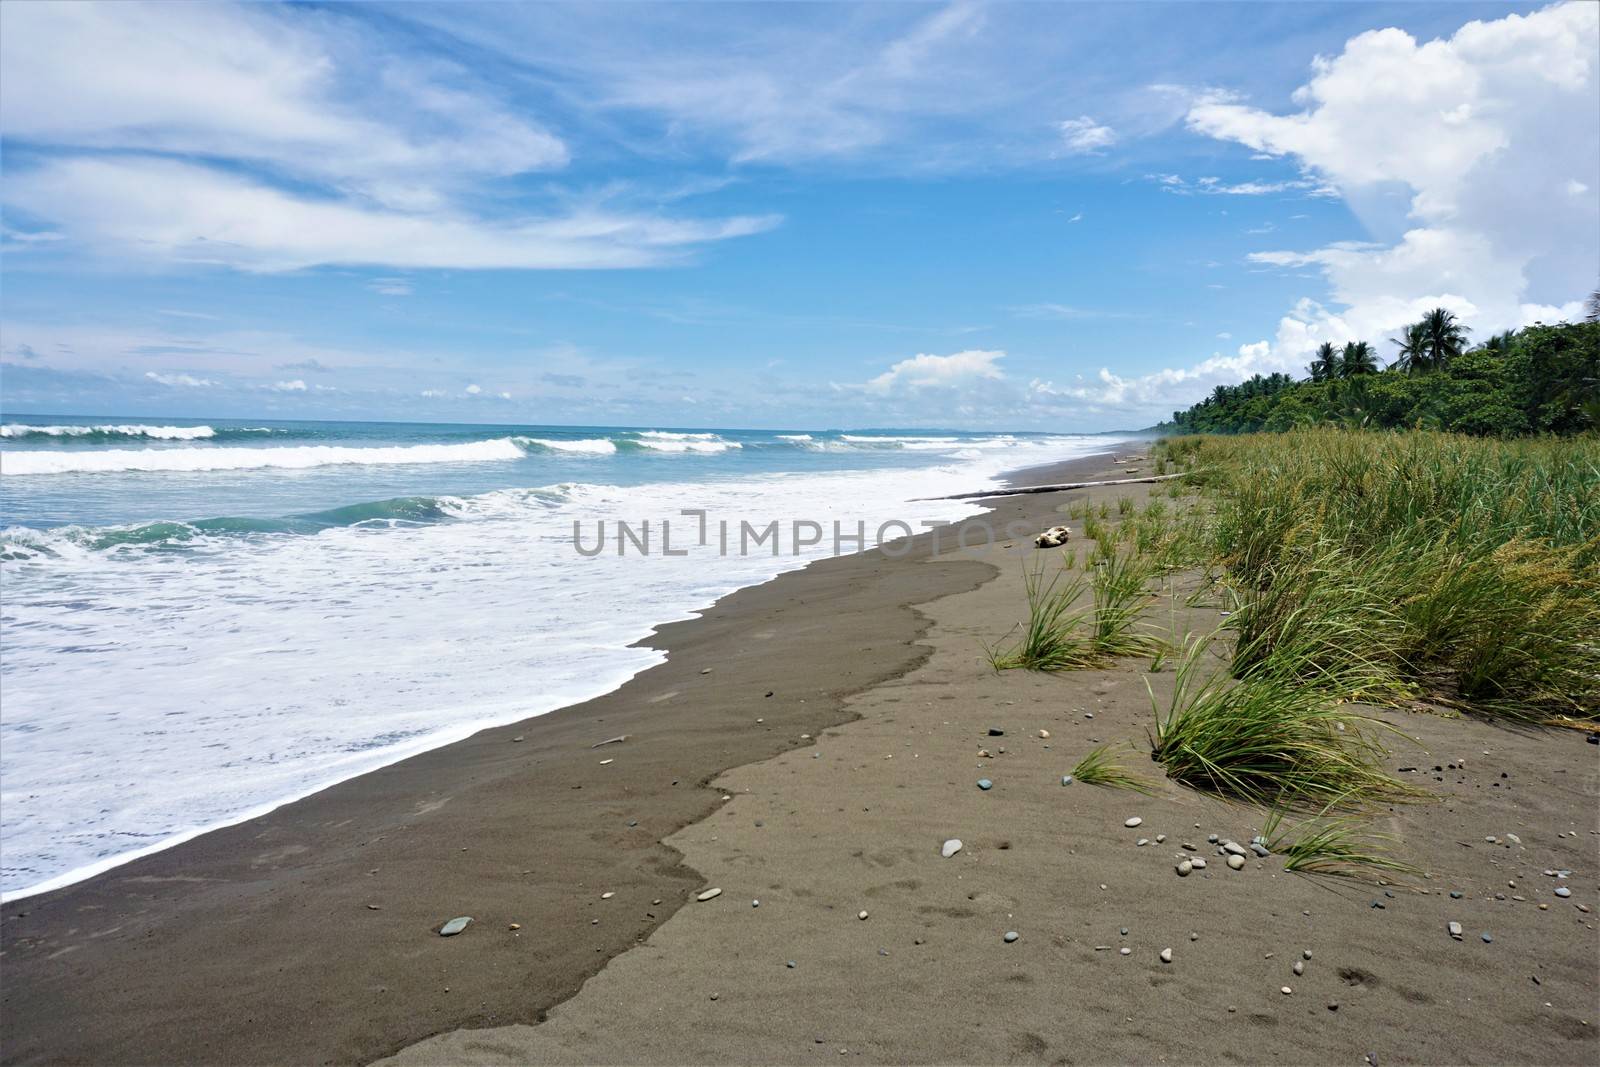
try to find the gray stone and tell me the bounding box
[1227,854,1245,870]
[1119,947,1132,956]
[1191,858,1207,870]
[977,779,993,791]
[1481,933,1493,943]
[1447,921,1463,939]
[1004,931,1019,943]
[1222,842,1247,857]
[439,916,472,936]
[1555,887,1571,898]
[1293,961,1305,976]
[697,887,723,902]
[1061,775,1074,786]
[1250,843,1271,858]
[1176,860,1193,877]
[1159,948,1172,963]
[1124,816,1143,827]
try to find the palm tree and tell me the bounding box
[1419,307,1469,370]
[1390,322,1430,374]
[1339,341,1378,376]
[1308,341,1339,383]
[1474,330,1517,355]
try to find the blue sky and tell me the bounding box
[1,1,1595,431]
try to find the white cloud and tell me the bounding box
[497,391,512,400]
[144,371,216,388]
[0,1,568,210]
[271,379,308,392]
[1057,116,1116,154]
[0,3,777,272]
[367,278,414,297]
[2,157,780,272]
[464,384,482,395]
[864,349,1006,393]
[1189,1,1599,355]
[420,389,446,398]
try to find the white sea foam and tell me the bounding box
[1,423,220,440]
[776,434,814,441]
[0,438,529,476]
[632,436,742,453]
[0,434,1120,898]
[516,437,618,455]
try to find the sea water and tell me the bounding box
[0,417,1124,898]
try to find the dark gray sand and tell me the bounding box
[5,452,1597,1065]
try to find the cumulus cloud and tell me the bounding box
[144,371,216,388]
[863,349,1006,393]
[464,384,482,395]
[1057,116,1116,154]
[271,379,308,392]
[1190,1,1599,366]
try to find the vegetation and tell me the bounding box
[985,562,1097,671]
[1262,806,1420,879]
[1148,635,1424,810]
[1068,745,1155,794]
[1161,315,1599,437]
[1176,431,1600,719]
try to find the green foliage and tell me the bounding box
[1069,745,1156,794]
[986,560,1098,672]
[1173,430,1600,718]
[1147,635,1426,810]
[1163,319,1598,437]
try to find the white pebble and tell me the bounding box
[696,888,722,902]
[1159,948,1173,963]
[941,838,963,858]
[1125,817,1143,828]
[858,910,869,921]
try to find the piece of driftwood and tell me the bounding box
[592,734,629,748]
[917,471,1191,501]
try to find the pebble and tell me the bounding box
[787,960,797,968]
[1281,986,1293,996]
[599,758,614,766]
[1159,948,1172,963]
[509,923,521,930]
[942,839,963,858]
[1207,834,1219,844]
[1038,730,1050,739]
[701,668,713,674]
[1293,961,1305,976]
[1155,834,1166,843]
[1004,931,1019,943]
[1189,932,1199,941]
[1176,860,1193,877]
[1227,854,1245,870]
[1250,843,1271,858]
[1121,927,1129,936]
[988,728,1004,736]
[977,779,993,791]
[1555,887,1572,898]
[1119,947,1132,956]
[1482,933,1494,943]
[1303,950,1312,960]
[439,917,472,937]
[1061,774,1074,786]
[696,888,722,902]
[1450,891,1463,899]
[1125,817,1143,828]
[1191,858,1206,870]
[1222,842,1247,857]
[752,900,760,908]
[1136,838,1149,847]
[858,910,869,921]
[1448,921,1463,939]
[601,892,614,899]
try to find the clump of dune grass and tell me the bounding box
[1089,548,1164,658]
[1069,745,1156,794]
[986,560,1098,672]
[1148,635,1427,811]
[1261,806,1420,880]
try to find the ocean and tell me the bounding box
[0,416,1122,899]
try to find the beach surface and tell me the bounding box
[4,451,1597,1065]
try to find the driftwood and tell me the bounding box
[591,735,629,748]
[918,471,1191,501]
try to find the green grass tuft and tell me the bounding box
[1069,745,1156,794]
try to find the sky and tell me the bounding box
[1,0,1596,432]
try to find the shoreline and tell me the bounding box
[0,451,1113,1065]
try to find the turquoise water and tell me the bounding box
[0,414,1122,898]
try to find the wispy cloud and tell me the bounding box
[1057,116,1116,154]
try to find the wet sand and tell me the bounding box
[5,450,1597,1065]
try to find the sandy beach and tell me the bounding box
[4,451,1596,1066]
